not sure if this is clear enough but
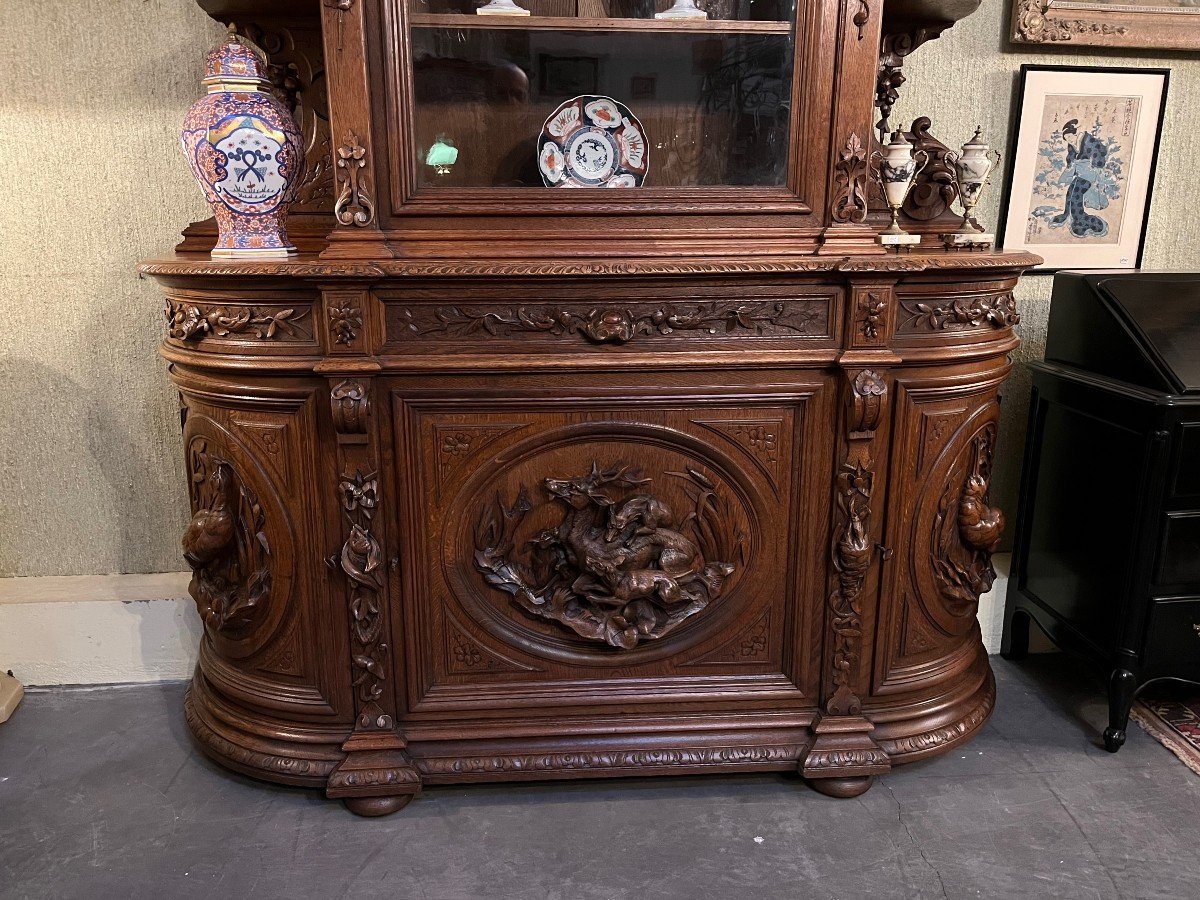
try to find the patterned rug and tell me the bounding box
[1131,692,1200,776]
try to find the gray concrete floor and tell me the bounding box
[1,657,1198,900]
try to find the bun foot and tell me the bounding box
[343,795,415,817]
[1103,727,1126,753]
[808,775,876,798]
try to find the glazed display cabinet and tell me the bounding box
[143,0,1037,815]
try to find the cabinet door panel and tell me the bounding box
[390,384,830,714]
[874,379,1004,696]
[178,391,349,720]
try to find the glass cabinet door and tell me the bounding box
[403,0,798,191]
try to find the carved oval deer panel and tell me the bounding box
[908,408,1004,639]
[443,424,760,665]
[182,416,297,660]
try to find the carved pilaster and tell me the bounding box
[325,376,421,814]
[319,0,387,259]
[800,368,892,792]
[819,0,886,255]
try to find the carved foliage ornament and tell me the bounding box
[1015,0,1128,42]
[400,301,823,345]
[328,378,391,730]
[832,133,869,224]
[901,292,1020,331]
[932,423,1004,614]
[337,468,393,730]
[182,439,272,636]
[329,303,364,346]
[334,132,376,227]
[827,370,890,717]
[857,293,887,341]
[474,463,747,650]
[165,299,310,342]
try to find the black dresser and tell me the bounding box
[1003,272,1200,751]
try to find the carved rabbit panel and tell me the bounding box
[873,381,1006,696]
[177,391,348,721]
[394,393,829,710]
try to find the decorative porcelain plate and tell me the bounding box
[537,95,648,188]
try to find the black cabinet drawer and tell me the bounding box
[1171,425,1200,500]
[1157,513,1200,586]
[1144,597,1200,678]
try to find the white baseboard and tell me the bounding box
[0,573,200,686]
[0,557,1026,687]
[978,552,1010,654]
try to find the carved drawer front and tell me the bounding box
[893,281,1020,345]
[378,286,837,354]
[873,380,1005,696]
[163,289,320,356]
[392,393,827,712]
[177,390,349,720]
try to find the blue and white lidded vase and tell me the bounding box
[181,28,302,258]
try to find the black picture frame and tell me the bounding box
[997,64,1169,274]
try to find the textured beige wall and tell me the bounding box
[0,1,224,576]
[901,1,1200,515]
[0,1,1196,576]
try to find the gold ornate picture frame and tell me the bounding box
[1012,0,1200,50]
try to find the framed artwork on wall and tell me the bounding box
[998,65,1168,272]
[1012,0,1200,51]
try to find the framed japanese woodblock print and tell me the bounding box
[999,66,1168,271]
[1012,0,1200,51]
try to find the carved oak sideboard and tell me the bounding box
[143,0,1037,815]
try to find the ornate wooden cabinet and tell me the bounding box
[143,0,1037,815]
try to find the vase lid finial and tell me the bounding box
[202,26,267,88]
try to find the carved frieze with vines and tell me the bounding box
[900,292,1020,331]
[165,299,311,342]
[395,300,826,345]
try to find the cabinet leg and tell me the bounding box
[807,775,876,798]
[1000,606,1031,660]
[1103,668,1138,753]
[343,795,414,817]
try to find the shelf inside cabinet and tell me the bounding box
[408,13,793,33]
